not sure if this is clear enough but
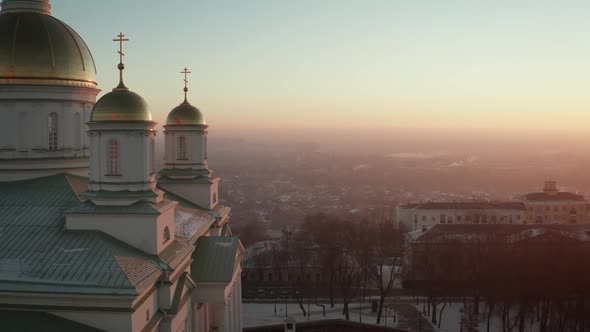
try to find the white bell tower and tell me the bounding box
[158,68,220,210]
[66,33,177,256]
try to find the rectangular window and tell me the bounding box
[48,113,58,151]
[108,140,120,175]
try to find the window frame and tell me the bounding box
[178,135,187,160]
[107,140,121,175]
[48,112,58,151]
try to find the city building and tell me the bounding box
[396,201,526,231]
[241,240,323,298]
[0,1,243,331]
[518,180,587,224]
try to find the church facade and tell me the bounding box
[0,1,243,331]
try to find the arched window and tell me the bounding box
[48,112,58,151]
[108,140,120,175]
[163,226,171,243]
[178,136,187,159]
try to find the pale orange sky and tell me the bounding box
[57,0,590,130]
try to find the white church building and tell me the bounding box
[0,1,244,331]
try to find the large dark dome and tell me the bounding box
[0,4,97,87]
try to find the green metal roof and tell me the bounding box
[0,310,104,332]
[191,236,239,283]
[0,174,162,295]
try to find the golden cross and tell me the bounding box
[113,32,129,64]
[180,67,192,101]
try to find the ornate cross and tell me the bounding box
[113,32,129,64]
[112,32,129,88]
[180,67,192,101]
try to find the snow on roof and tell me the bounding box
[175,208,214,239]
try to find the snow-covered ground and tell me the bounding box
[415,303,540,332]
[243,302,400,328]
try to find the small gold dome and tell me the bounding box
[166,101,206,126]
[91,88,152,122]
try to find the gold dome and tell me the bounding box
[0,2,97,88]
[91,88,152,122]
[166,101,206,126]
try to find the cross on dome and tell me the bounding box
[112,32,129,90]
[180,67,192,102]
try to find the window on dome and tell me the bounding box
[108,140,120,175]
[48,112,58,151]
[163,226,171,243]
[178,136,187,159]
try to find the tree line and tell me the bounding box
[404,228,590,331]
[297,212,406,324]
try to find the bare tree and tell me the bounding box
[368,221,405,324]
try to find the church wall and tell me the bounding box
[88,129,156,192]
[0,85,97,161]
[159,182,216,210]
[66,207,178,256]
[164,128,207,170]
[156,204,176,254]
[66,214,160,255]
[169,298,190,332]
[130,290,159,332]
[0,101,16,150]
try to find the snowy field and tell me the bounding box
[244,300,543,332]
[413,303,540,332]
[243,302,400,328]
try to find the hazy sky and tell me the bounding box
[54,0,590,130]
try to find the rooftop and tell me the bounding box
[0,174,163,295]
[414,224,590,243]
[191,236,240,283]
[400,201,525,211]
[0,173,213,296]
[522,191,586,202]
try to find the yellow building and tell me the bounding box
[520,181,587,224]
